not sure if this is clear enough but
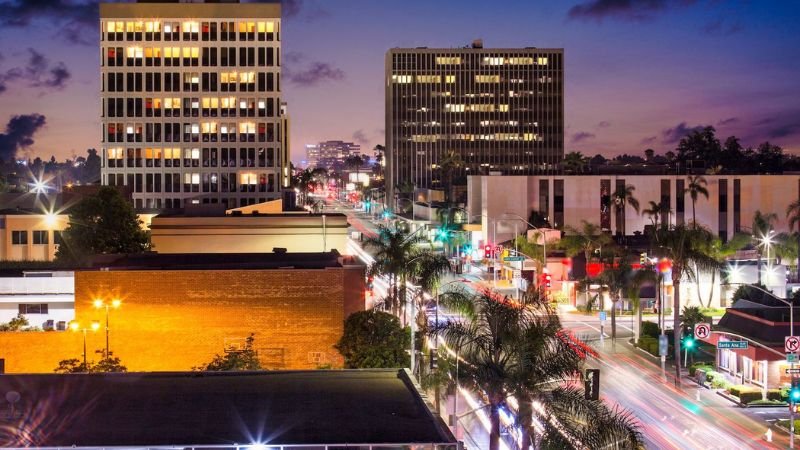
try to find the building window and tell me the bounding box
[719,179,728,241]
[33,230,48,245]
[600,180,611,231]
[391,74,412,84]
[11,231,27,245]
[675,179,685,226]
[19,304,48,314]
[475,75,500,83]
[734,179,741,233]
[435,56,461,65]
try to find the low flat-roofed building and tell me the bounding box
[150,211,350,255]
[0,251,366,373]
[0,369,457,448]
[0,271,74,328]
[0,194,69,262]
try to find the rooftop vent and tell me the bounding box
[472,39,483,49]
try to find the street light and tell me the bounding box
[69,320,100,369]
[93,298,121,359]
[760,230,776,285]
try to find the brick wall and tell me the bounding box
[0,266,365,373]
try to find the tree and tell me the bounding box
[597,255,633,342]
[196,334,262,371]
[694,233,749,308]
[642,201,662,229]
[562,221,612,280]
[435,288,641,450]
[684,175,709,227]
[653,224,718,385]
[363,225,425,316]
[675,126,721,169]
[562,151,589,174]
[83,148,101,184]
[438,150,464,203]
[0,314,33,331]
[752,210,778,285]
[345,154,364,184]
[335,310,410,369]
[611,184,639,236]
[55,187,149,266]
[625,267,657,343]
[54,350,127,373]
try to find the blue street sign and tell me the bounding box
[718,341,748,349]
[659,335,668,356]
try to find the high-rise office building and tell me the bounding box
[385,42,564,203]
[305,140,361,171]
[100,1,282,211]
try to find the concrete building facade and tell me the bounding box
[305,140,362,171]
[386,44,564,203]
[99,1,283,211]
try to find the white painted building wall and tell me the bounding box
[0,272,75,328]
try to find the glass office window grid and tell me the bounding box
[386,48,564,193]
[100,16,281,211]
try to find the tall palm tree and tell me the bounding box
[684,175,709,227]
[562,221,612,279]
[597,255,632,342]
[653,224,718,385]
[435,288,642,449]
[438,150,464,203]
[752,210,778,285]
[363,225,425,316]
[611,184,640,237]
[787,200,800,282]
[625,267,657,343]
[642,201,662,229]
[694,232,749,308]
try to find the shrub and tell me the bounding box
[768,389,785,402]
[739,391,763,404]
[706,370,733,390]
[749,399,784,406]
[641,321,660,339]
[689,362,713,377]
[729,385,759,398]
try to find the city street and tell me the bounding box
[333,197,794,449]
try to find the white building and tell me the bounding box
[0,272,74,329]
[100,1,283,211]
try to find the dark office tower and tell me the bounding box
[385,42,564,203]
[100,1,282,211]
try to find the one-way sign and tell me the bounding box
[787,368,800,374]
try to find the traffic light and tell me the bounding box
[640,252,647,266]
[791,382,800,403]
[484,245,492,259]
[584,368,600,400]
[683,335,695,349]
[430,349,438,370]
[544,273,552,289]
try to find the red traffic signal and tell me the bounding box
[484,245,492,259]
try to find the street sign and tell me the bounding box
[718,341,748,349]
[787,336,800,353]
[789,353,798,363]
[503,256,525,262]
[694,323,711,339]
[512,270,522,279]
[786,368,800,374]
[659,335,668,356]
[599,311,607,322]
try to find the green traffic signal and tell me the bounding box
[685,338,694,348]
[792,387,800,402]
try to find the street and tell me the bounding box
[331,197,794,450]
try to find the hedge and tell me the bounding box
[705,370,733,390]
[641,321,660,339]
[637,336,659,356]
[689,362,714,377]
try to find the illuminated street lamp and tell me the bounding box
[69,320,100,369]
[94,298,122,359]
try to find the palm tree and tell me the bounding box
[787,200,800,282]
[435,288,642,449]
[752,210,778,285]
[597,255,632,342]
[694,233,749,308]
[653,224,718,385]
[438,150,464,203]
[562,151,589,174]
[363,225,425,316]
[684,175,709,227]
[344,154,364,185]
[625,267,657,343]
[611,184,640,237]
[562,221,612,280]
[642,201,662,229]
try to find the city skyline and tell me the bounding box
[0,0,798,164]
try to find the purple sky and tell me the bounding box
[0,0,798,164]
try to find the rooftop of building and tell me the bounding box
[89,250,355,271]
[100,0,281,18]
[0,370,455,448]
[716,296,800,345]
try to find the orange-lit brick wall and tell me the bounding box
[0,266,365,373]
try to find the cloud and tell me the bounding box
[352,129,370,146]
[571,131,596,143]
[0,48,72,95]
[283,52,345,87]
[759,115,800,140]
[280,0,329,21]
[567,0,696,21]
[597,121,611,128]
[0,0,98,27]
[640,136,658,145]
[0,114,47,161]
[660,121,707,144]
[717,117,738,126]
[703,18,743,36]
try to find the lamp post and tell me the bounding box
[93,298,121,359]
[69,320,100,370]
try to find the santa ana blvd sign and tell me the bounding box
[717,341,748,349]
